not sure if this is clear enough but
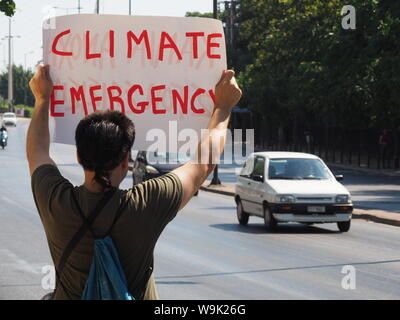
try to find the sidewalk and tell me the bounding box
[326,162,400,178]
[253,146,400,177]
[200,180,400,228]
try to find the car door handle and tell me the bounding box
[247,182,251,185]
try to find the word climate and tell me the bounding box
[52,29,224,61]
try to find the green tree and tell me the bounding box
[185,11,213,18]
[0,65,35,107]
[235,0,399,154]
[0,0,15,16]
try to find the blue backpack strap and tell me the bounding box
[54,188,117,299]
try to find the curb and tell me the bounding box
[199,185,235,197]
[326,162,400,178]
[351,210,400,227]
[200,185,400,228]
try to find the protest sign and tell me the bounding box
[42,14,227,153]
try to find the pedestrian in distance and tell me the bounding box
[27,65,242,299]
[378,129,390,169]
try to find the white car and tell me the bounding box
[2,112,17,127]
[235,152,353,232]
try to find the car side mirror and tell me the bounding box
[252,174,264,182]
[335,175,344,182]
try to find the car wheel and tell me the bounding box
[236,200,249,225]
[337,220,351,232]
[263,205,277,230]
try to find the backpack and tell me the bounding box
[54,189,134,300]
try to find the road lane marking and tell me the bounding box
[0,249,46,275]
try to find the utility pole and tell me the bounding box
[210,0,221,185]
[24,51,34,105]
[78,0,81,13]
[129,0,132,15]
[0,41,6,71]
[96,0,100,14]
[224,0,237,50]
[7,18,13,112]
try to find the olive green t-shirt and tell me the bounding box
[31,164,183,300]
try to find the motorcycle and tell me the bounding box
[0,131,8,149]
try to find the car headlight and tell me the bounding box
[335,194,351,204]
[145,165,160,175]
[276,195,296,203]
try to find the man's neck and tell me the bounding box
[83,180,106,193]
[83,171,120,193]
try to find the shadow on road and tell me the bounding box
[201,206,236,211]
[57,163,80,167]
[157,281,197,285]
[156,259,400,281]
[209,223,340,234]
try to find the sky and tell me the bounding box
[0,0,213,72]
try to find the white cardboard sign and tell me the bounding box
[42,14,227,152]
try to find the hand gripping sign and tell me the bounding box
[43,14,227,154]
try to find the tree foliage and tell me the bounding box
[235,0,400,147]
[0,65,35,107]
[185,11,213,18]
[0,0,15,16]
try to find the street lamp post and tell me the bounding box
[129,0,132,15]
[8,18,13,112]
[210,0,221,185]
[24,51,34,106]
[53,6,82,15]
[0,41,6,71]
[24,51,34,70]
[3,18,21,112]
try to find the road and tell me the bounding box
[0,119,399,300]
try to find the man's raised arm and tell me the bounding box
[173,70,242,210]
[26,65,56,176]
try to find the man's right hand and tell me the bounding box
[214,70,242,112]
[29,65,53,103]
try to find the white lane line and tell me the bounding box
[0,249,46,275]
[0,196,37,216]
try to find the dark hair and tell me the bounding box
[75,110,135,189]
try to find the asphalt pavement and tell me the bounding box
[0,119,399,300]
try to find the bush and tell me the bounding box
[13,104,33,118]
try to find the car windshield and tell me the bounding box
[268,158,332,180]
[3,114,15,118]
[147,152,191,165]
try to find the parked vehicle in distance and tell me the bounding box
[2,112,17,127]
[235,152,353,232]
[132,151,198,196]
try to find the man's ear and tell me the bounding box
[121,151,130,169]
